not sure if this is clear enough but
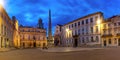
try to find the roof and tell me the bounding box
[105,15,119,23]
[19,25,46,30]
[64,12,103,26]
[57,24,63,26]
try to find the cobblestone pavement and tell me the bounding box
[0,47,120,60]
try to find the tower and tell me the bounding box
[38,18,44,29]
[48,9,53,47]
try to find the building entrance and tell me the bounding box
[118,39,120,46]
[104,40,106,46]
[74,39,78,47]
[33,42,36,47]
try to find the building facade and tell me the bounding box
[54,24,62,46]
[0,5,20,48]
[61,12,104,47]
[12,16,20,48]
[102,16,120,47]
[19,19,47,48]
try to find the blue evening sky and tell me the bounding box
[2,0,120,34]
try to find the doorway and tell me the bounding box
[118,39,120,46]
[33,42,36,47]
[104,40,107,46]
[74,39,78,47]
[23,43,25,48]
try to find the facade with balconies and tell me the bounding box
[102,15,120,46]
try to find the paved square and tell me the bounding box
[0,47,120,60]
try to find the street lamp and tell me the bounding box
[66,28,72,37]
[66,29,69,32]
[97,19,101,24]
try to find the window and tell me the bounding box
[95,16,98,20]
[69,25,70,29]
[109,39,111,44]
[96,36,99,42]
[78,29,80,35]
[86,19,88,24]
[5,26,6,35]
[75,30,77,35]
[33,36,36,40]
[72,24,73,28]
[91,37,94,42]
[1,24,3,34]
[78,22,80,26]
[91,27,93,33]
[96,26,98,33]
[75,23,77,27]
[23,35,24,39]
[82,20,84,25]
[108,29,111,34]
[114,38,117,44]
[72,31,73,36]
[79,38,81,43]
[118,22,120,25]
[108,24,110,27]
[103,30,106,34]
[104,24,106,28]
[82,37,85,43]
[28,29,30,32]
[28,35,30,40]
[114,23,117,26]
[0,25,1,34]
[90,18,93,23]
[86,37,89,43]
[86,27,88,34]
[82,28,84,34]
[23,29,24,32]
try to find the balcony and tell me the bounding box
[102,34,113,38]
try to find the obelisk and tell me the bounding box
[48,9,53,47]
